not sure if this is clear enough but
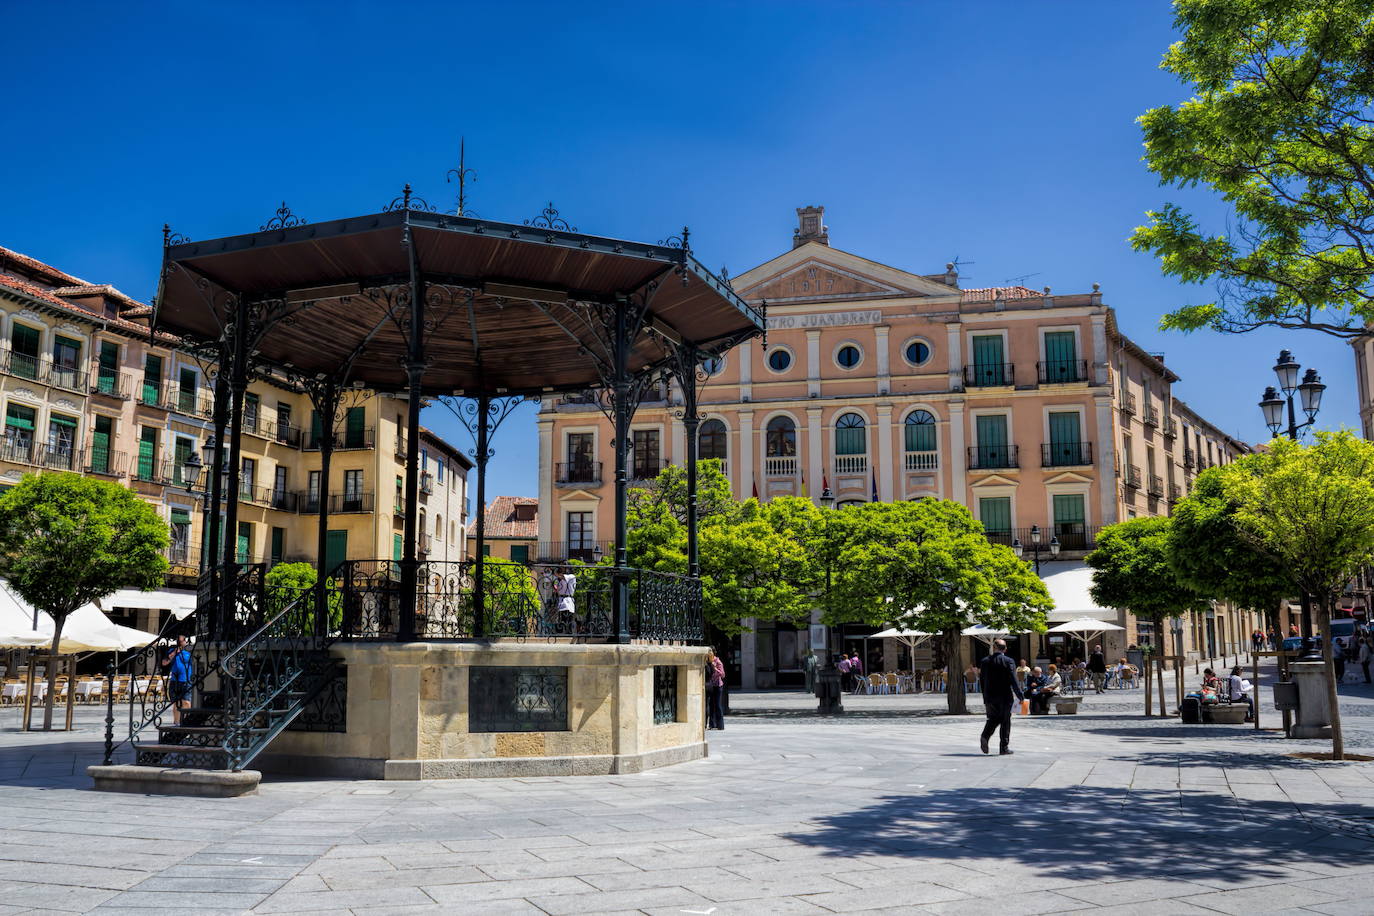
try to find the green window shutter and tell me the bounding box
[511,544,530,564]
[138,427,157,479]
[1048,412,1080,446]
[1053,494,1085,526]
[345,407,364,448]
[49,414,76,428]
[1044,331,1076,365]
[270,527,285,565]
[143,354,162,403]
[5,405,35,431]
[170,508,191,525]
[904,411,935,452]
[236,522,251,563]
[975,414,1007,449]
[178,368,197,411]
[174,437,192,463]
[971,335,1003,366]
[11,324,39,355]
[979,497,1012,535]
[835,415,866,455]
[91,415,112,472]
[310,410,323,448]
[392,533,403,563]
[97,342,120,393]
[327,530,349,573]
[53,335,81,364]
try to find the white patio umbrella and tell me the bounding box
[0,582,158,652]
[1046,616,1126,657]
[961,624,1012,647]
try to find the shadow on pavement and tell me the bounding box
[784,785,1374,885]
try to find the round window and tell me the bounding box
[905,340,931,366]
[767,349,792,372]
[836,344,861,369]
[702,355,725,376]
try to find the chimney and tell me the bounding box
[793,205,829,248]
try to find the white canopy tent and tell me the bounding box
[0,582,159,652]
[1038,561,1120,623]
[99,588,197,620]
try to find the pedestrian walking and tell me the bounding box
[837,654,852,691]
[978,638,1023,755]
[705,648,725,730]
[1334,638,1347,683]
[1359,638,1372,684]
[161,634,193,725]
[1088,645,1107,694]
[850,653,863,678]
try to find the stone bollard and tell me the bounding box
[1289,660,1332,739]
[815,666,844,715]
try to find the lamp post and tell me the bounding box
[192,436,216,573]
[814,486,843,714]
[1012,524,1060,576]
[1258,350,1326,659]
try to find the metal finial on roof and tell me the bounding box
[658,226,691,252]
[261,202,306,231]
[162,224,190,246]
[447,137,478,217]
[384,183,436,213]
[525,202,576,232]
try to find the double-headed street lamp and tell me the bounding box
[814,486,843,714]
[1012,524,1059,575]
[1258,350,1325,660]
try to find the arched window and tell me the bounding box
[904,410,936,452]
[836,413,866,455]
[766,416,796,457]
[700,419,727,462]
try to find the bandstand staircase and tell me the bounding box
[129,581,340,772]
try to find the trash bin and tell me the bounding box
[1273,680,1299,711]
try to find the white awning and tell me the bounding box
[0,581,160,652]
[1038,561,1122,623]
[100,588,197,619]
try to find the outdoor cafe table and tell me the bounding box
[76,681,102,700]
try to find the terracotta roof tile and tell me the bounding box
[960,285,1045,302]
[468,496,538,539]
[0,272,78,309]
[0,245,87,288]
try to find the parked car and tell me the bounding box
[1283,636,1304,652]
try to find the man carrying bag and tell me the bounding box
[978,639,1024,756]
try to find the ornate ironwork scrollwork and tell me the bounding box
[447,137,478,216]
[525,202,577,232]
[384,183,437,213]
[657,226,691,252]
[261,202,307,231]
[162,223,191,247]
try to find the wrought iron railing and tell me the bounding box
[37,443,79,471]
[334,559,701,643]
[1037,359,1088,384]
[964,363,1014,388]
[304,427,375,451]
[556,461,602,485]
[47,363,88,393]
[984,524,1103,552]
[420,471,434,494]
[300,491,374,514]
[83,446,126,477]
[275,423,302,449]
[90,369,132,399]
[0,435,38,465]
[0,349,41,382]
[968,444,1018,469]
[1041,441,1092,467]
[1183,447,1195,468]
[1120,393,1137,415]
[1124,465,1142,488]
[535,541,611,563]
[1148,474,1165,497]
[1142,405,1160,427]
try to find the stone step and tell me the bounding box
[89,764,259,797]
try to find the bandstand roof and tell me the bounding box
[154,207,763,396]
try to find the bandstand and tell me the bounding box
[90,192,763,791]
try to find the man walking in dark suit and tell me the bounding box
[979,639,1024,755]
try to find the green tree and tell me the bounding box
[1225,432,1374,759]
[830,500,1052,715]
[1169,467,1296,630]
[1133,0,1374,339]
[0,473,168,729]
[471,559,542,633]
[264,562,342,634]
[1088,516,1211,714]
[627,459,736,524]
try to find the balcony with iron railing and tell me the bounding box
[300,490,375,514]
[1123,465,1142,489]
[83,447,126,477]
[1162,417,1178,438]
[963,363,1015,388]
[904,450,939,471]
[304,427,376,451]
[1168,483,1183,502]
[0,435,39,466]
[968,444,1019,470]
[0,351,89,393]
[1041,441,1093,467]
[630,458,666,482]
[1183,447,1195,469]
[1037,359,1089,385]
[166,542,200,572]
[37,443,79,472]
[1142,404,1160,427]
[132,458,179,486]
[274,422,302,449]
[556,461,602,486]
[765,455,798,476]
[834,454,868,475]
[557,391,601,410]
[394,434,407,458]
[46,363,88,394]
[90,369,132,400]
[420,471,434,494]
[1148,474,1165,497]
[0,349,43,383]
[167,385,214,419]
[418,532,432,555]
[1119,393,1137,415]
[984,524,1104,553]
[535,540,613,563]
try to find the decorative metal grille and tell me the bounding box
[469,667,569,733]
[287,667,348,733]
[653,666,678,725]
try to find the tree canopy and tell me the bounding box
[1087,516,1210,639]
[1169,465,1296,616]
[0,473,169,729]
[1132,0,1374,339]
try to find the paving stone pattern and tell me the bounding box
[3,670,1374,914]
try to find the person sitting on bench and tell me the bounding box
[1027,664,1060,714]
[1225,665,1254,722]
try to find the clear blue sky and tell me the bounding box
[1,1,1359,501]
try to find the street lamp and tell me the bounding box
[814,486,843,714]
[1012,524,1060,575]
[194,435,218,573]
[1258,350,1325,659]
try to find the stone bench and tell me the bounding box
[1201,703,1248,724]
[1051,695,1082,715]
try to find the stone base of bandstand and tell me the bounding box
[259,641,709,780]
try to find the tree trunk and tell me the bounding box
[42,615,64,731]
[1319,595,1344,760]
[945,630,967,715]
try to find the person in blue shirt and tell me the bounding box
[161,635,193,725]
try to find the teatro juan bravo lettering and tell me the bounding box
[766,310,883,330]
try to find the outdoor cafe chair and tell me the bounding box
[868,673,886,695]
[885,673,901,694]
[849,674,868,695]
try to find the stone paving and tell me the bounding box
[2,671,1374,914]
